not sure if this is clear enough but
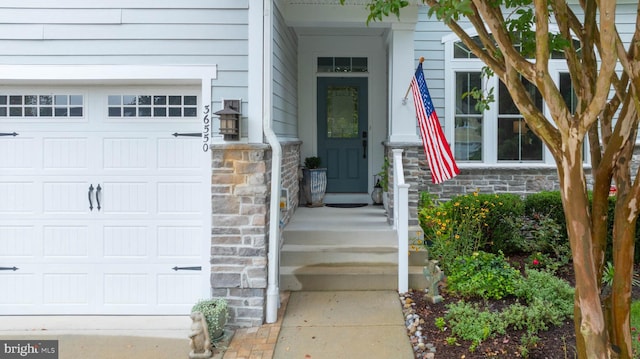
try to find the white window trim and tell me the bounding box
[442,28,578,167]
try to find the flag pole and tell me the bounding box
[402,56,425,104]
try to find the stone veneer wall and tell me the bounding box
[384,143,563,227]
[210,141,300,328]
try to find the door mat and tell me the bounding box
[324,203,368,208]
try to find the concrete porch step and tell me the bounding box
[280,264,427,291]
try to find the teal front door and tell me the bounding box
[317,77,368,193]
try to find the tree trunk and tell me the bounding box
[557,145,613,358]
[610,177,637,357]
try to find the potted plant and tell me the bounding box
[191,298,229,344]
[378,157,390,211]
[302,156,327,207]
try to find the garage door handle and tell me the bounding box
[88,184,94,211]
[96,184,102,211]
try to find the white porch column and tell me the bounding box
[388,23,420,143]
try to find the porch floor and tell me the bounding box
[284,204,391,233]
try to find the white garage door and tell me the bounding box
[0,86,211,314]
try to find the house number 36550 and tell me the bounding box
[202,105,210,152]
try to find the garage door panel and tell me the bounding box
[100,182,148,214]
[158,137,201,169]
[0,225,36,258]
[43,137,89,169]
[0,273,38,306]
[43,273,90,305]
[43,181,91,214]
[103,137,149,169]
[157,182,201,214]
[157,273,202,305]
[103,273,149,305]
[43,225,89,258]
[157,226,201,258]
[0,137,36,169]
[103,226,148,258]
[0,181,36,213]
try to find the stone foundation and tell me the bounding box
[384,143,563,227]
[210,141,300,327]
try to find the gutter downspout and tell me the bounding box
[263,0,281,324]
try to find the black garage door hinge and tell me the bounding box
[0,132,18,137]
[172,266,202,271]
[0,266,18,271]
[172,132,202,137]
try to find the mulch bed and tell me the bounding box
[405,256,640,358]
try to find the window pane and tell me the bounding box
[184,107,197,117]
[334,57,351,72]
[352,57,368,72]
[0,108,6,116]
[138,107,151,117]
[54,107,67,117]
[455,117,483,161]
[10,96,22,105]
[39,95,52,105]
[326,86,359,138]
[123,107,136,117]
[317,57,333,72]
[123,96,136,106]
[108,107,121,117]
[25,95,37,105]
[54,95,68,106]
[560,73,577,113]
[169,108,182,117]
[108,96,121,106]
[154,107,166,117]
[154,96,166,105]
[499,79,542,114]
[138,96,151,105]
[24,107,37,116]
[184,96,197,106]
[69,95,83,106]
[497,119,543,161]
[70,107,83,117]
[9,107,21,116]
[0,96,6,105]
[169,96,182,105]
[40,107,53,117]
[455,72,481,115]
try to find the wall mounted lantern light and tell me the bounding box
[216,99,241,141]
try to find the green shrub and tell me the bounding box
[513,269,574,318]
[505,213,572,268]
[524,191,565,229]
[418,192,523,269]
[631,301,640,356]
[442,268,574,352]
[447,251,522,299]
[191,298,229,344]
[444,301,507,352]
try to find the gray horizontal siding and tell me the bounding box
[0,24,249,40]
[0,0,246,9]
[272,3,298,139]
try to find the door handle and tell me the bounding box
[88,184,94,211]
[362,139,367,159]
[96,184,102,211]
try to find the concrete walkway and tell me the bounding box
[273,291,414,359]
[0,291,413,359]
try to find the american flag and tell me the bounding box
[410,62,460,184]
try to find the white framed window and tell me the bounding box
[0,94,84,118]
[443,32,576,166]
[107,95,197,118]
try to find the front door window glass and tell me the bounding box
[326,86,359,139]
